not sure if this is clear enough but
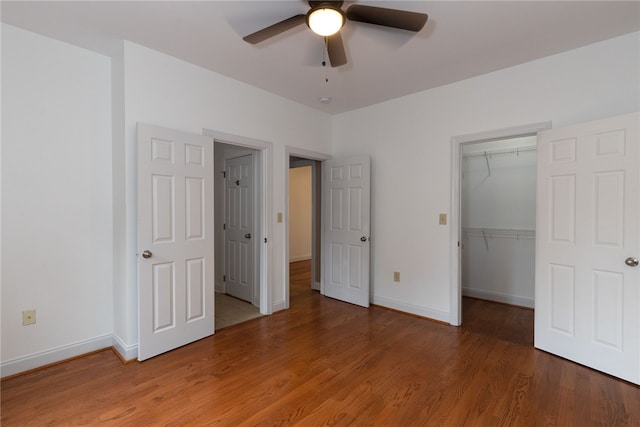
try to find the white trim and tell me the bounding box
[450,121,551,326]
[373,296,450,324]
[272,300,287,313]
[112,334,138,362]
[1,334,113,378]
[203,128,273,315]
[462,288,535,309]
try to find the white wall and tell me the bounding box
[116,42,332,349]
[1,25,113,374]
[289,166,312,262]
[332,32,640,322]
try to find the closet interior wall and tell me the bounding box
[461,136,537,308]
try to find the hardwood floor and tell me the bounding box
[2,260,639,426]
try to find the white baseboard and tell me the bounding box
[462,287,534,308]
[372,295,450,324]
[289,255,311,262]
[1,334,113,378]
[272,299,287,312]
[111,334,138,362]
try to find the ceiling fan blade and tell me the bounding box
[243,14,306,44]
[326,32,347,67]
[346,5,428,32]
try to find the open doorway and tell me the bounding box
[460,136,537,311]
[450,122,551,326]
[214,141,263,329]
[288,156,322,306]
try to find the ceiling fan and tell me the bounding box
[242,1,428,67]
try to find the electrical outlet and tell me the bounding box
[22,309,36,326]
[393,272,400,282]
[439,213,447,225]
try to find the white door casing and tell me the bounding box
[137,124,215,361]
[322,156,371,307]
[535,112,639,384]
[224,154,255,303]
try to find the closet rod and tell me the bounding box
[463,146,536,159]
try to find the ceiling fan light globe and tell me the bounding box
[307,7,345,36]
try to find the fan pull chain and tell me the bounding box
[322,37,329,83]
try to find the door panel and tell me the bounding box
[138,124,214,361]
[322,156,371,307]
[535,112,639,384]
[225,155,254,303]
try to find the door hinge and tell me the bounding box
[223,275,226,282]
[221,171,226,178]
[223,223,226,230]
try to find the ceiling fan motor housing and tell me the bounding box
[306,1,346,36]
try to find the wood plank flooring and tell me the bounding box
[2,260,639,426]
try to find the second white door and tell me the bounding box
[322,156,371,307]
[225,154,255,303]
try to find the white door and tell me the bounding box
[322,156,371,307]
[137,124,215,361]
[535,112,639,384]
[224,154,255,303]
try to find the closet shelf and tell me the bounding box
[462,146,536,159]
[463,227,535,240]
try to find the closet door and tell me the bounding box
[535,112,639,385]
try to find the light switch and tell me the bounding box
[277,212,283,223]
[439,213,447,225]
[393,272,400,282]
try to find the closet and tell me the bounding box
[461,136,537,308]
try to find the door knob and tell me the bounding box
[625,257,639,267]
[244,233,251,239]
[142,250,152,259]
[360,236,367,242]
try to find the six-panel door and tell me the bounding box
[138,124,215,361]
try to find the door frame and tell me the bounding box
[449,121,551,326]
[205,128,273,315]
[285,147,330,309]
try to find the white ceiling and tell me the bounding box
[2,1,639,114]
